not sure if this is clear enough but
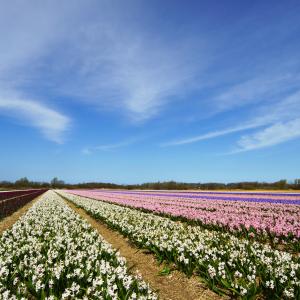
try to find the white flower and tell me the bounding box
[208,265,216,278]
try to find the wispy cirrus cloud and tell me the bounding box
[232,118,300,153]
[160,123,262,147]
[0,1,209,125]
[0,2,74,143]
[162,89,300,150]
[82,139,136,155]
[58,23,208,122]
[0,94,70,143]
[1,1,300,151]
[213,73,300,113]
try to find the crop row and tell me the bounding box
[0,189,46,220]
[0,191,157,300]
[105,190,300,204]
[0,189,47,201]
[67,190,300,251]
[59,191,300,299]
[113,190,300,198]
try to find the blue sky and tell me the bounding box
[0,0,300,184]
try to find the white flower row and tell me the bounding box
[0,191,157,300]
[58,191,300,299]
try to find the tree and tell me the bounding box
[294,179,300,189]
[274,179,287,189]
[15,177,30,188]
[51,177,65,188]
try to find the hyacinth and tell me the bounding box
[0,191,157,300]
[66,190,300,239]
[59,190,300,300]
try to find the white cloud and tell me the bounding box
[0,96,70,143]
[162,89,300,148]
[0,1,209,123]
[160,123,263,146]
[214,74,299,112]
[0,2,74,143]
[59,25,207,122]
[1,0,300,149]
[256,90,300,123]
[0,2,77,75]
[234,118,300,152]
[82,139,136,154]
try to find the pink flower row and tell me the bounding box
[66,190,300,238]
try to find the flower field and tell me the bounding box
[59,190,300,299]
[0,191,157,300]
[66,189,300,251]
[1,188,299,299]
[0,189,46,220]
[0,189,46,201]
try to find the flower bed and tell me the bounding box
[66,190,300,251]
[0,191,156,300]
[0,189,46,220]
[60,191,300,299]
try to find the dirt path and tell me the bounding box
[64,198,226,300]
[0,194,43,234]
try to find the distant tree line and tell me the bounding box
[0,178,300,190]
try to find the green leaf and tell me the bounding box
[158,266,171,276]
